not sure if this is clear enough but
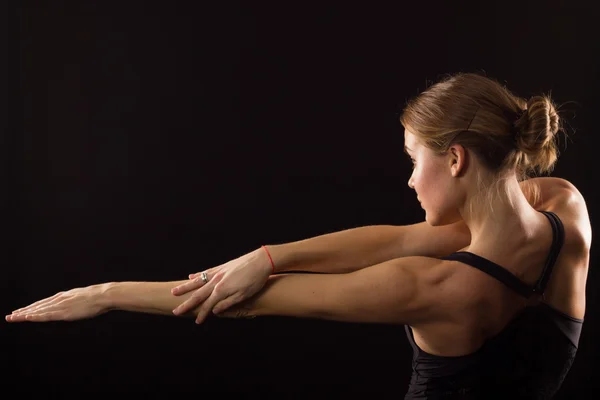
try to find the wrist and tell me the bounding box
[251,246,275,276]
[97,282,118,311]
[261,245,276,274]
[260,244,291,273]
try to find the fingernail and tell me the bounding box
[172,309,179,315]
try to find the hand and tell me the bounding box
[6,284,110,323]
[171,247,273,324]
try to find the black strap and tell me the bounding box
[533,211,565,294]
[443,252,534,297]
[441,211,565,299]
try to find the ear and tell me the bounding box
[448,144,467,177]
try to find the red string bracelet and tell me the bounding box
[262,245,275,274]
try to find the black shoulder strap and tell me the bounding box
[533,211,565,295]
[441,210,565,298]
[442,252,534,297]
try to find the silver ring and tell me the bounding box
[200,272,209,284]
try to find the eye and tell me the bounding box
[410,159,416,169]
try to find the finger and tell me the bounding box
[6,313,25,322]
[172,281,214,315]
[7,312,37,322]
[12,298,62,316]
[11,292,62,313]
[18,299,66,316]
[190,266,218,280]
[24,295,70,315]
[212,296,241,315]
[171,275,207,296]
[18,311,63,322]
[9,308,49,322]
[194,290,225,325]
[5,314,20,322]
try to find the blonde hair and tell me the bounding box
[399,72,567,218]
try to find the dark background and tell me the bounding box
[6,1,599,398]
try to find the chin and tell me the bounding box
[425,214,443,227]
[424,211,437,226]
[425,208,461,226]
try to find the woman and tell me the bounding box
[7,73,591,399]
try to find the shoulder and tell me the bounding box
[531,178,591,293]
[523,177,591,249]
[521,177,581,206]
[549,177,589,217]
[525,177,586,208]
[543,177,591,249]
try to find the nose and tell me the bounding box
[408,175,415,190]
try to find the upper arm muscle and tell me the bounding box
[317,257,450,325]
[396,221,471,258]
[254,257,451,325]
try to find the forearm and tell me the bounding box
[98,276,323,322]
[266,225,403,274]
[102,281,203,318]
[248,274,326,320]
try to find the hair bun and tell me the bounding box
[513,95,561,174]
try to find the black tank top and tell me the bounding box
[404,211,584,399]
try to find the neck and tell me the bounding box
[460,176,539,249]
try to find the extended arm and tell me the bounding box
[267,177,553,274]
[7,256,449,325]
[110,256,450,324]
[160,178,552,320]
[238,256,450,325]
[266,222,469,274]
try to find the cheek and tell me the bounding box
[414,165,444,205]
[413,166,431,194]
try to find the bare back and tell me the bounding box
[410,178,591,357]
